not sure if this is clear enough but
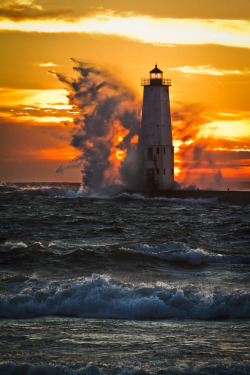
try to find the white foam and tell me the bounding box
[1,184,220,203]
[55,188,91,199]
[151,196,219,204]
[0,241,47,253]
[135,244,217,265]
[111,193,218,204]
[113,192,146,200]
[0,241,28,252]
[132,244,248,265]
[0,275,249,320]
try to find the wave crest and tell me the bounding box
[132,244,250,265]
[1,184,220,203]
[1,241,249,269]
[0,275,249,320]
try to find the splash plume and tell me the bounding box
[52,60,141,193]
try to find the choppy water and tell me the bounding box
[0,183,249,375]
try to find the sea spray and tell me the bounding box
[51,60,141,193]
[1,274,249,320]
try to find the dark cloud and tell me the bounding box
[0,1,70,21]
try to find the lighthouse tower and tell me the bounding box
[139,65,174,190]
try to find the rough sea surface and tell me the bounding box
[0,183,249,375]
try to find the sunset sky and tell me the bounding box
[0,0,249,189]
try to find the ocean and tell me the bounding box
[0,182,249,375]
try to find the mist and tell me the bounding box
[52,59,141,193]
[172,103,223,189]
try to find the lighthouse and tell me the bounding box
[139,65,174,190]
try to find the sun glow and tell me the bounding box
[116,150,126,160]
[0,88,69,107]
[39,62,58,67]
[173,165,181,176]
[109,125,129,163]
[17,115,72,124]
[17,147,81,161]
[40,105,73,110]
[0,15,249,48]
[200,120,250,139]
[0,111,73,124]
[104,122,130,184]
[38,148,81,160]
[212,147,250,152]
[130,135,139,147]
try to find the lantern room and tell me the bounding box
[141,65,171,86]
[150,64,163,84]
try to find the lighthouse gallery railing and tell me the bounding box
[141,78,171,86]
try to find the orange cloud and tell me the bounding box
[170,65,250,76]
[0,88,69,107]
[0,0,69,21]
[26,147,81,161]
[0,14,249,49]
[39,62,58,67]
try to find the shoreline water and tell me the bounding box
[1,182,250,203]
[1,182,249,374]
[130,189,250,204]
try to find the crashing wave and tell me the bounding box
[0,274,249,320]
